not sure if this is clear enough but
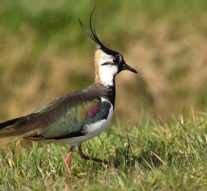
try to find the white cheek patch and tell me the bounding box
[99,65,118,86]
[96,51,119,86]
[100,54,113,65]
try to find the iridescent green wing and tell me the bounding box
[27,98,111,140]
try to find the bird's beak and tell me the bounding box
[122,61,137,73]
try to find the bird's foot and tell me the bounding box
[78,144,111,168]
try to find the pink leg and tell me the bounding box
[78,144,111,167]
[64,146,75,175]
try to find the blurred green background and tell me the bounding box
[0,0,207,122]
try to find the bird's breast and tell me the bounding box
[84,100,113,137]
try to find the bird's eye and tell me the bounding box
[113,55,121,64]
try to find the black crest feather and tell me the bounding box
[78,8,105,48]
[78,9,119,56]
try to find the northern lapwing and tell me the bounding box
[0,12,137,174]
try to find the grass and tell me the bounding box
[0,113,207,190]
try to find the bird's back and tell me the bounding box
[0,83,114,140]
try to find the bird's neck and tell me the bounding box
[104,84,116,107]
[90,82,116,107]
[95,74,115,87]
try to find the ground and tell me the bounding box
[0,113,206,190]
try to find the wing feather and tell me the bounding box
[0,83,111,140]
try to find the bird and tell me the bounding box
[0,12,137,174]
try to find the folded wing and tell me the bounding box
[0,85,111,140]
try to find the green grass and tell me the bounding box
[0,113,207,190]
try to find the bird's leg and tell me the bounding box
[78,144,111,167]
[64,146,75,175]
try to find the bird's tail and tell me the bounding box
[0,118,20,129]
[0,117,27,138]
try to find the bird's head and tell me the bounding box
[79,12,137,87]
